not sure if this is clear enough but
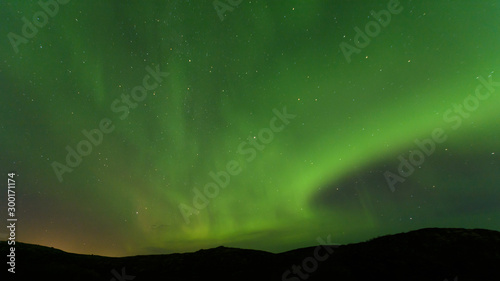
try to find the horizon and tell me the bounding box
[1,0,499,258]
[2,226,496,258]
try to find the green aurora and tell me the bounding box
[0,0,499,257]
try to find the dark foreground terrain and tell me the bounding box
[2,228,500,280]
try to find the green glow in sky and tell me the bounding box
[1,0,499,257]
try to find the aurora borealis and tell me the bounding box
[1,0,499,257]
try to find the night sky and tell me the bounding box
[1,0,499,257]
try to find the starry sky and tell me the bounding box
[0,0,499,257]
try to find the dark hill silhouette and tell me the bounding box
[2,228,499,280]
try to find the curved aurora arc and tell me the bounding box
[0,0,499,256]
